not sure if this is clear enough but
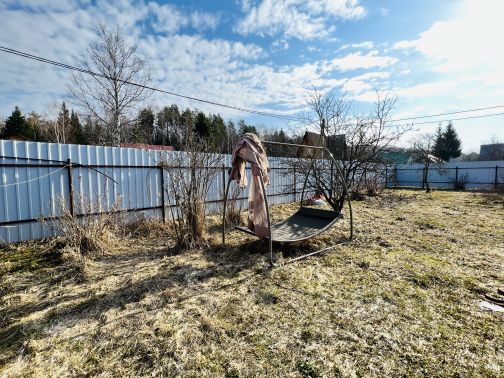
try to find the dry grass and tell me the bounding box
[1,189,503,377]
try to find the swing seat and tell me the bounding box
[235,207,341,242]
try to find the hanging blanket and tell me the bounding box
[229,133,270,238]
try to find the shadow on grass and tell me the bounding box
[0,239,271,366]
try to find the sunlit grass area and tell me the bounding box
[1,189,503,377]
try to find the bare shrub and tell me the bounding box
[47,195,124,257]
[286,89,409,211]
[160,137,223,250]
[452,173,470,190]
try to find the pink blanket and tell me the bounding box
[229,133,270,238]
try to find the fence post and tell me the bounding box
[455,166,459,185]
[66,159,74,217]
[222,163,226,201]
[385,167,388,188]
[329,160,334,199]
[159,166,166,223]
[495,165,499,189]
[422,167,426,189]
[293,167,297,202]
[394,167,398,188]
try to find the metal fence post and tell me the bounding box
[495,165,499,189]
[455,166,459,185]
[66,159,74,217]
[222,163,226,202]
[159,166,166,223]
[293,167,297,202]
[329,160,334,199]
[394,167,398,188]
[385,166,388,188]
[422,167,426,189]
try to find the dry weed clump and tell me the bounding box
[223,185,245,227]
[48,196,124,256]
[124,217,171,238]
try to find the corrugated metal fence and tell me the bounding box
[0,140,299,244]
[2,140,502,244]
[389,161,504,190]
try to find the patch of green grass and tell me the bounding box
[296,360,320,378]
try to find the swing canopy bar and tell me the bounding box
[222,139,353,266]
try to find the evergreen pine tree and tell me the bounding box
[1,106,35,140]
[237,120,257,136]
[442,122,462,160]
[55,102,71,143]
[194,111,211,139]
[69,110,85,144]
[209,114,226,151]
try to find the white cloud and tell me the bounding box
[272,39,289,50]
[330,51,398,71]
[350,41,374,49]
[0,0,393,123]
[391,0,504,73]
[148,2,220,34]
[235,0,366,40]
[342,71,390,93]
[190,11,220,31]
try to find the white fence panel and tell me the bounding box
[0,140,302,244]
[391,161,504,190]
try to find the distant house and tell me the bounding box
[298,131,346,159]
[479,143,504,161]
[120,143,175,151]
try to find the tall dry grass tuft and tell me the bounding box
[221,184,245,227]
[50,196,124,256]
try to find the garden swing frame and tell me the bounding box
[222,140,353,267]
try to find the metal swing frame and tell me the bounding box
[222,140,353,266]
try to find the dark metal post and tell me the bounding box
[66,159,74,217]
[455,166,459,186]
[422,167,426,189]
[495,165,499,188]
[394,167,398,188]
[222,163,226,196]
[293,167,296,202]
[160,166,166,223]
[329,159,334,199]
[385,166,388,188]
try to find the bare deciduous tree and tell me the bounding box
[70,24,151,146]
[160,134,223,250]
[288,89,411,210]
[410,133,443,192]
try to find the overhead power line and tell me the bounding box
[395,110,504,127]
[389,104,504,123]
[0,45,299,122]
[1,45,504,127]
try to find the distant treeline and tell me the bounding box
[0,103,298,156]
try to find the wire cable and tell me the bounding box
[0,166,66,188]
[389,104,504,123]
[0,45,299,121]
[395,111,504,127]
[2,45,504,126]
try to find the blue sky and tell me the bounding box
[0,0,503,152]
